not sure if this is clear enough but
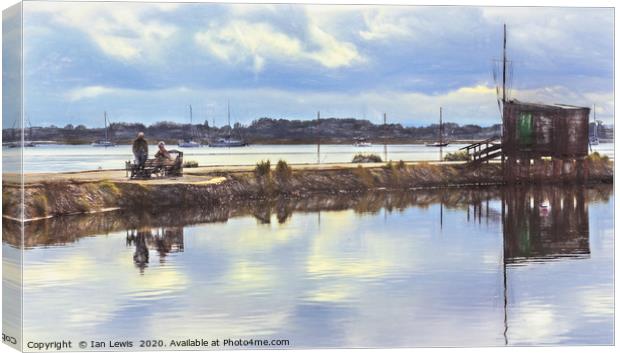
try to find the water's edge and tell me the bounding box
[2,161,613,221]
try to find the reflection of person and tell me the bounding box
[133,229,150,273]
[132,132,148,168]
[155,141,171,161]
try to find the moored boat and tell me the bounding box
[426,107,449,147]
[92,111,116,147]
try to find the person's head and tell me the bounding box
[158,141,166,150]
[137,132,145,139]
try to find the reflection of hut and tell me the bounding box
[502,100,590,182]
[502,186,589,264]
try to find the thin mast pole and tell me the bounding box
[593,104,597,139]
[502,23,507,105]
[227,101,231,138]
[104,111,108,140]
[439,107,443,144]
[383,112,387,161]
[317,111,321,164]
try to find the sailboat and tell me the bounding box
[208,102,247,147]
[426,107,449,147]
[354,137,372,147]
[589,104,599,146]
[6,119,36,148]
[178,105,201,147]
[91,111,116,147]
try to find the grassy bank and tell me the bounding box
[2,159,613,220]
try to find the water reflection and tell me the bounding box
[3,184,613,347]
[126,227,185,272]
[502,186,590,264]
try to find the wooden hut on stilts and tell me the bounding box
[462,24,591,184]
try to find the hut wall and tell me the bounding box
[502,101,589,159]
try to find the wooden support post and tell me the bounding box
[524,158,531,181]
[553,158,562,179]
[533,158,542,183]
[576,158,589,183]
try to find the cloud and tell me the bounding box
[54,80,613,128]
[66,86,119,102]
[26,2,178,62]
[194,17,363,73]
[360,8,418,40]
[21,4,613,127]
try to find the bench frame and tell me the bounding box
[126,149,184,179]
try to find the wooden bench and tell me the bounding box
[126,149,184,179]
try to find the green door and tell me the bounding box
[517,112,534,145]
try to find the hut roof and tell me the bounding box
[508,99,588,111]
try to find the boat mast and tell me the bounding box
[317,111,321,164]
[104,111,108,141]
[189,104,193,139]
[439,107,443,144]
[383,112,387,161]
[593,104,598,139]
[502,24,507,105]
[227,101,231,139]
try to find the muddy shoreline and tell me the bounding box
[2,160,613,221]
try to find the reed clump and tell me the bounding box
[275,160,293,182]
[443,150,470,161]
[353,164,375,188]
[352,153,382,163]
[255,160,272,178]
[588,151,609,163]
[183,160,199,168]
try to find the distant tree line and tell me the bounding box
[2,117,613,145]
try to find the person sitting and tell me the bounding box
[132,132,148,169]
[155,141,172,161]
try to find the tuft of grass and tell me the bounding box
[183,160,199,168]
[353,164,375,188]
[275,160,292,181]
[397,160,407,170]
[255,160,272,178]
[443,150,470,161]
[352,153,382,163]
[588,151,609,163]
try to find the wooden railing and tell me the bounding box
[460,136,502,164]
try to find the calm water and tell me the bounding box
[4,142,615,173]
[3,185,614,349]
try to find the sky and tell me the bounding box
[14,1,615,128]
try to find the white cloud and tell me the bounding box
[60,81,613,126]
[359,8,417,40]
[481,7,613,64]
[194,17,363,72]
[26,2,178,62]
[66,86,118,102]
